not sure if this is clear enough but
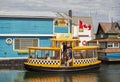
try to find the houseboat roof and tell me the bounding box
[0,11,70,19]
[98,22,120,33]
[72,16,93,26]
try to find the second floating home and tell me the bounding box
[89,22,120,61]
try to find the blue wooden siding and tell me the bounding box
[0,37,17,57]
[55,26,68,33]
[0,37,51,57]
[40,37,51,47]
[0,17,69,57]
[0,18,53,34]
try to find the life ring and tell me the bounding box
[6,38,12,45]
[82,40,87,45]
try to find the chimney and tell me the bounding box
[68,10,72,33]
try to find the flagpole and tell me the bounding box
[69,10,72,33]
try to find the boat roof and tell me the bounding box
[72,46,99,50]
[28,46,99,51]
[28,47,61,51]
[51,38,80,42]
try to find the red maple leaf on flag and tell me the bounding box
[88,25,91,30]
[79,20,83,29]
[79,20,92,30]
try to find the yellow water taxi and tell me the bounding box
[24,33,101,72]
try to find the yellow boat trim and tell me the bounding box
[72,60,101,67]
[24,62,61,68]
[72,46,99,50]
[51,38,79,42]
[24,60,101,68]
[28,47,61,51]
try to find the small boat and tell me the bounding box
[24,33,101,72]
[103,54,120,62]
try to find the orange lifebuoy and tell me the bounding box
[82,40,87,45]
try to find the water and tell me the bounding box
[0,64,120,82]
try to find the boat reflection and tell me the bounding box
[24,72,98,82]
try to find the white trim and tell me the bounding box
[0,57,27,60]
[13,38,15,51]
[0,34,55,37]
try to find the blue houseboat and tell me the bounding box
[0,11,69,59]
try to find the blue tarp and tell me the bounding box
[103,54,120,58]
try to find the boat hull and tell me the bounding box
[24,63,101,72]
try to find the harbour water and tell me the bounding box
[0,63,120,82]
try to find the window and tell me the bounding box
[54,19,67,27]
[107,42,119,48]
[100,34,104,38]
[114,42,119,48]
[14,38,38,50]
[100,42,106,48]
[118,34,120,38]
[107,42,113,48]
[54,20,58,26]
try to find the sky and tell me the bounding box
[0,0,120,32]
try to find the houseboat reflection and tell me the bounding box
[24,72,98,82]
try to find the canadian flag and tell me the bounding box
[79,20,91,30]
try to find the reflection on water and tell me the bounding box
[72,74,98,82]
[0,70,99,82]
[24,71,98,82]
[0,64,120,82]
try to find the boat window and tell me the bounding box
[73,50,96,59]
[73,51,83,59]
[30,50,60,59]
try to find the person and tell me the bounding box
[62,42,67,52]
[45,53,51,60]
[61,42,67,61]
[66,48,72,66]
[34,51,38,58]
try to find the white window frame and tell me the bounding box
[107,42,119,48]
[114,42,119,48]
[107,42,113,48]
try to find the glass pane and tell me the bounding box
[114,42,119,48]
